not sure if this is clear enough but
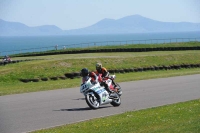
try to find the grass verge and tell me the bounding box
[0,50,200,96]
[31,99,200,133]
[0,68,200,96]
[10,41,200,57]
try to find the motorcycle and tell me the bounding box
[98,74,122,96]
[80,77,121,109]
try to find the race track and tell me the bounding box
[0,74,199,133]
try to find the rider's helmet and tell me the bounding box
[80,68,89,77]
[96,63,102,71]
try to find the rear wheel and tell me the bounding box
[85,93,100,109]
[110,93,121,107]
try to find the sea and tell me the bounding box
[0,31,200,56]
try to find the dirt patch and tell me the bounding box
[56,62,72,67]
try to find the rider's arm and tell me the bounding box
[102,67,109,78]
[89,72,98,83]
[93,72,98,83]
[94,71,98,75]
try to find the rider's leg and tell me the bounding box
[112,80,117,88]
[103,82,118,98]
[103,82,112,93]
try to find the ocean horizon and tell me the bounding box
[1,31,200,56]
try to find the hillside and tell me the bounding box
[0,19,63,36]
[1,15,200,36]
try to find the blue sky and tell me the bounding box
[0,0,200,30]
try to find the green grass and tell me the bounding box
[31,99,200,133]
[2,51,200,80]
[0,50,200,96]
[9,41,200,57]
[1,68,200,96]
[93,41,200,48]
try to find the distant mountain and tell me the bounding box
[1,15,200,36]
[0,19,63,36]
[64,15,200,35]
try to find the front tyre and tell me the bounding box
[85,94,100,109]
[110,93,121,107]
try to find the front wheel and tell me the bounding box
[85,93,100,109]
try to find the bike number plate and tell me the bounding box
[80,84,89,93]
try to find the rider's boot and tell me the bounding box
[109,92,118,99]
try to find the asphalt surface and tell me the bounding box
[0,74,200,133]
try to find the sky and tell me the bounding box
[0,0,200,30]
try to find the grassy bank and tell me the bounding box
[1,68,200,96]
[9,41,200,57]
[2,51,200,81]
[31,99,200,133]
[0,50,200,96]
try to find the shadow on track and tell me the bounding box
[53,105,112,111]
[73,98,85,100]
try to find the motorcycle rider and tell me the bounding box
[80,68,98,84]
[95,63,109,78]
[95,63,117,97]
[3,55,11,62]
[81,67,117,99]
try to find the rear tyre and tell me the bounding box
[110,93,121,107]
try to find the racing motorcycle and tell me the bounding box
[98,74,122,96]
[80,77,121,109]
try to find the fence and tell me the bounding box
[1,37,200,56]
